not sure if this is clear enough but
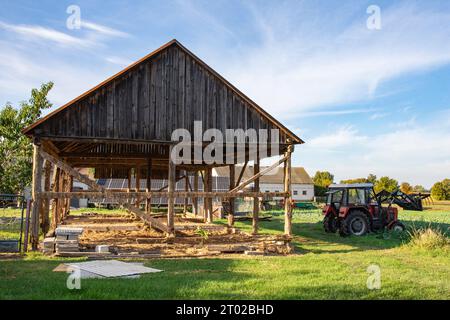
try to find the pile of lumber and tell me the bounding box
[42,227,83,255]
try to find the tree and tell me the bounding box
[400,182,413,194]
[413,185,426,193]
[313,171,334,196]
[366,174,377,184]
[0,82,53,194]
[340,174,377,185]
[340,178,367,184]
[431,179,450,200]
[374,176,399,193]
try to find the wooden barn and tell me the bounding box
[23,39,303,253]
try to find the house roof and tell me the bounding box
[214,165,313,185]
[23,39,303,144]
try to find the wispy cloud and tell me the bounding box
[299,108,375,118]
[105,56,134,66]
[81,21,130,38]
[370,112,389,120]
[307,125,368,150]
[0,21,94,47]
[0,19,130,49]
[213,2,450,119]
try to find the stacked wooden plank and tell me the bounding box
[54,227,83,254]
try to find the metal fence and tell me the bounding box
[0,194,26,253]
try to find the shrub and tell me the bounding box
[406,226,449,250]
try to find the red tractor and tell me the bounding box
[322,183,406,236]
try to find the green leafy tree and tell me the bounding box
[340,177,367,184]
[0,82,53,194]
[374,176,399,193]
[400,182,413,194]
[313,171,334,196]
[340,174,377,185]
[366,174,377,184]
[413,185,426,193]
[431,179,450,200]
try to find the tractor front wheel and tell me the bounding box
[339,211,370,237]
[323,214,338,233]
[389,221,406,232]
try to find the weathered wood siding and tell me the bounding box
[35,44,288,143]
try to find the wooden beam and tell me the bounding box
[193,171,199,216]
[122,203,168,233]
[135,166,141,207]
[38,191,289,199]
[40,160,52,235]
[146,158,152,214]
[167,148,176,236]
[41,135,175,146]
[228,165,235,227]
[229,154,289,193]
[252,161,260,235]
[205,168,213,223]
[284,145,293,236]
[184,171,189,215]
[50,167,60,231]
[30,144,43,250]
[39,149,105,192]
[236,161,248,186]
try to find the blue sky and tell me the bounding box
[0,0,449,188]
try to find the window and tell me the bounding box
[275,190,279,193]
[347,188,366,204]
[265,190,270,193]
[302,190,307,195]
[293,190,298,195]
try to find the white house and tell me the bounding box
[213,166,314,201]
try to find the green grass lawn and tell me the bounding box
[0,204,449,300]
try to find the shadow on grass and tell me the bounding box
[0,257,249,299]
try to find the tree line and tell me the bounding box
[312,171,449,201]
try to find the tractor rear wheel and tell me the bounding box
[323,214,338,233]
[339,210,370,237]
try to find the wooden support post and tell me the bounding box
[23,199,31,252]
[205,168,213,223]
[146,158,152,214]
[193,171,199,216]
[40,160,52,235]
[65,175,73,216]
[184,171,189,215]
[228,165,235,227]
[127,168,132,204]
[136,166,141,208]
[31,144,43,251]
[167,148,176,236]
[284,145,293,236]
[50,167,60,231]
[58,171,66,223]
[252,161,260,235]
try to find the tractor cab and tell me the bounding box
[323,183,405,236]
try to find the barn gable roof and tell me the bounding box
[23,39,303,144]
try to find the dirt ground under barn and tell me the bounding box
[55,211,292,258]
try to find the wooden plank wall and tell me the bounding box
[35,45,287,144]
